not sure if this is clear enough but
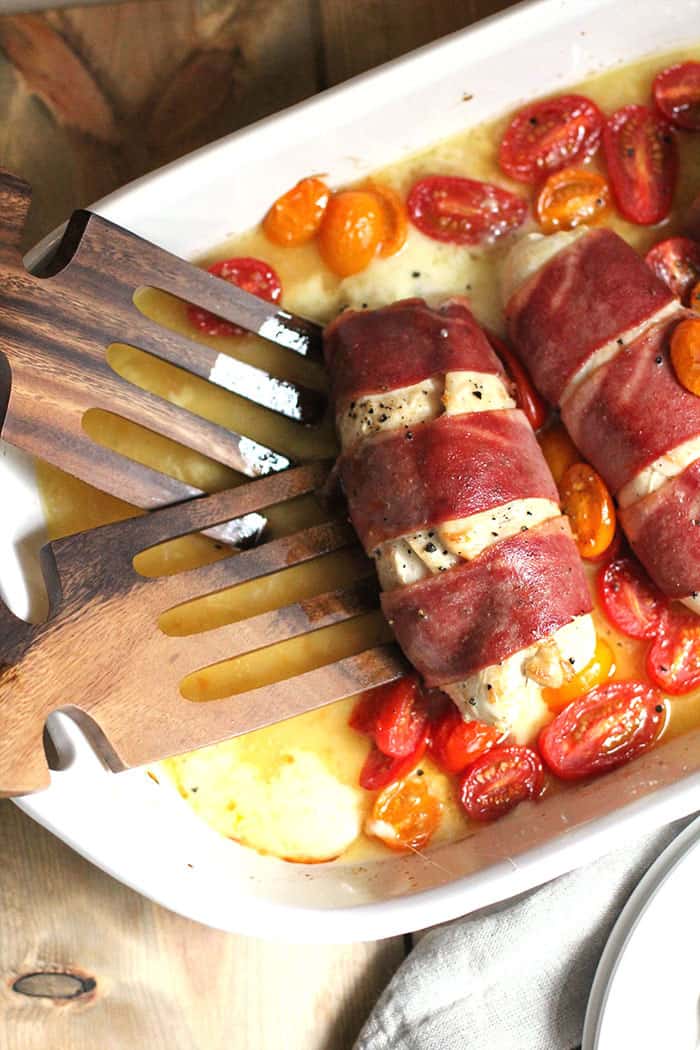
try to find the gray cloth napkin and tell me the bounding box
[355,816,696,1050]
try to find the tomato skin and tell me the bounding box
[646,608,700,695]
[459,746,545,822]
[318,190,386,276]
[498,94,604,183]
[645,237,700,304]
[187,257,282,337]
[372,676,429,758]
[602,105,678,225]
[537,422,580,485]
[365,182,408,258]
[559,462,616,560]
[359,735,428,791]
[538,681,665,780]
[535,167,610,233]
[485,330,548,430]
[407,176,527,246]
[262,176,330,245]
[366,774,442,851]
[348,692,380,737]
[670,317,700,396]
[598,556,669,639]
[653,61,700,131]
[544,638,616,713]
[430,708,502,774]
[690,281,700,313]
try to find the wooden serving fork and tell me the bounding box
[0,462,405,797]
[0,169,326,545]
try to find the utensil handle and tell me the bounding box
[0,170,31,256]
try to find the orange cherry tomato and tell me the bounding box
[318,190,387,276]
[430,707,503,774]
[560,462,616,559]
[543,638,616,713]
[670,317,700,396]
[690,281,700,313]
[535,168,610,234]
[366,773,442,851]
[262,176,330,246]
[364,182,408,258]
[537,422,580,485]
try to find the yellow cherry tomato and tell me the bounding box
[535,167,610,234]
[263,176,330,245]
[670,316,700,396]
[318,189,387,276]
[365,774,442,852]
[544,638,616,712]
[538,422,580,485]
[560,462,616,559]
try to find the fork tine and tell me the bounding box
[122,314,327,425]
[88,365,291,478]
[148,521,356,608]
[164,574,379,668]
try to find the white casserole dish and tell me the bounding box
[4,0,700,942]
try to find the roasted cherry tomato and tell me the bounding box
[543,638,616,713]
[459,746,544,822]
[430,707,503,774]
[653,61,700,131]
[372,675,429,758]
[359,735,428,791]
[262,176,330,245]
[349,692,381,737]
[407,175,527,245]
[187,257,282,337]
[537,422,580,485]
[535,168,610,233]
[366,774,442,851]
[602,105,678,225]
[598,556,668,639]
[647,607,700,695]
[690,281,700,313]
[318,189,387,276]
[498,94,603,183]
[645,237,700,304]
[486,329,548,430]
[670,317,700,396]
[365,182,408,258]
[538,681,665,780]
[559,462,616,560]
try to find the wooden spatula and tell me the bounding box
[0,462,406,797]
[0,169,326,546]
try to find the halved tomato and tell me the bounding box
[262,176,330,245]
[645,237,700,304]
[653,61,700,131]
[458,746,545,822]
[187,257,282,337]
[366,774,442,851]
[535,168,610,233]
[538,681,665,780]
[647,607,700,695]
[359,735,428,792]
[559,462,616,560]
[485,329,548,430]
[670,317,700,396]
[598,556,668,639]
[602,105,678,225]
[430,708,503,774]
[543,638,616,713]
[498,94,604,183]
[372,675,429,758]
[407,176,527,245]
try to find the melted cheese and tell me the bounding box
[617,436,700,507]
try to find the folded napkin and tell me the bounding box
[355,816,695,1050]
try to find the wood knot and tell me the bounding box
[11,970,96,1001]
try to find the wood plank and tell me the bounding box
[0,800,405,1050]
[318,0,515,85]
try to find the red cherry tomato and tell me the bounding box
[348,692,380,736]
[458,746,544,822]
[498,94,604,183]
[430,707,502,774]
[645,237,700,304]
[597,556,668,639]
[407,175,527,245]
[485,329,549,430]
[646,607,700,695]
[372,675,429,758]
[538,681,665,780]
[602,105,678,225]
[359,735,428,791]
[653,61,700,131]
[187,257,282,337]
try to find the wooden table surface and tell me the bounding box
[0,2,513,1047]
